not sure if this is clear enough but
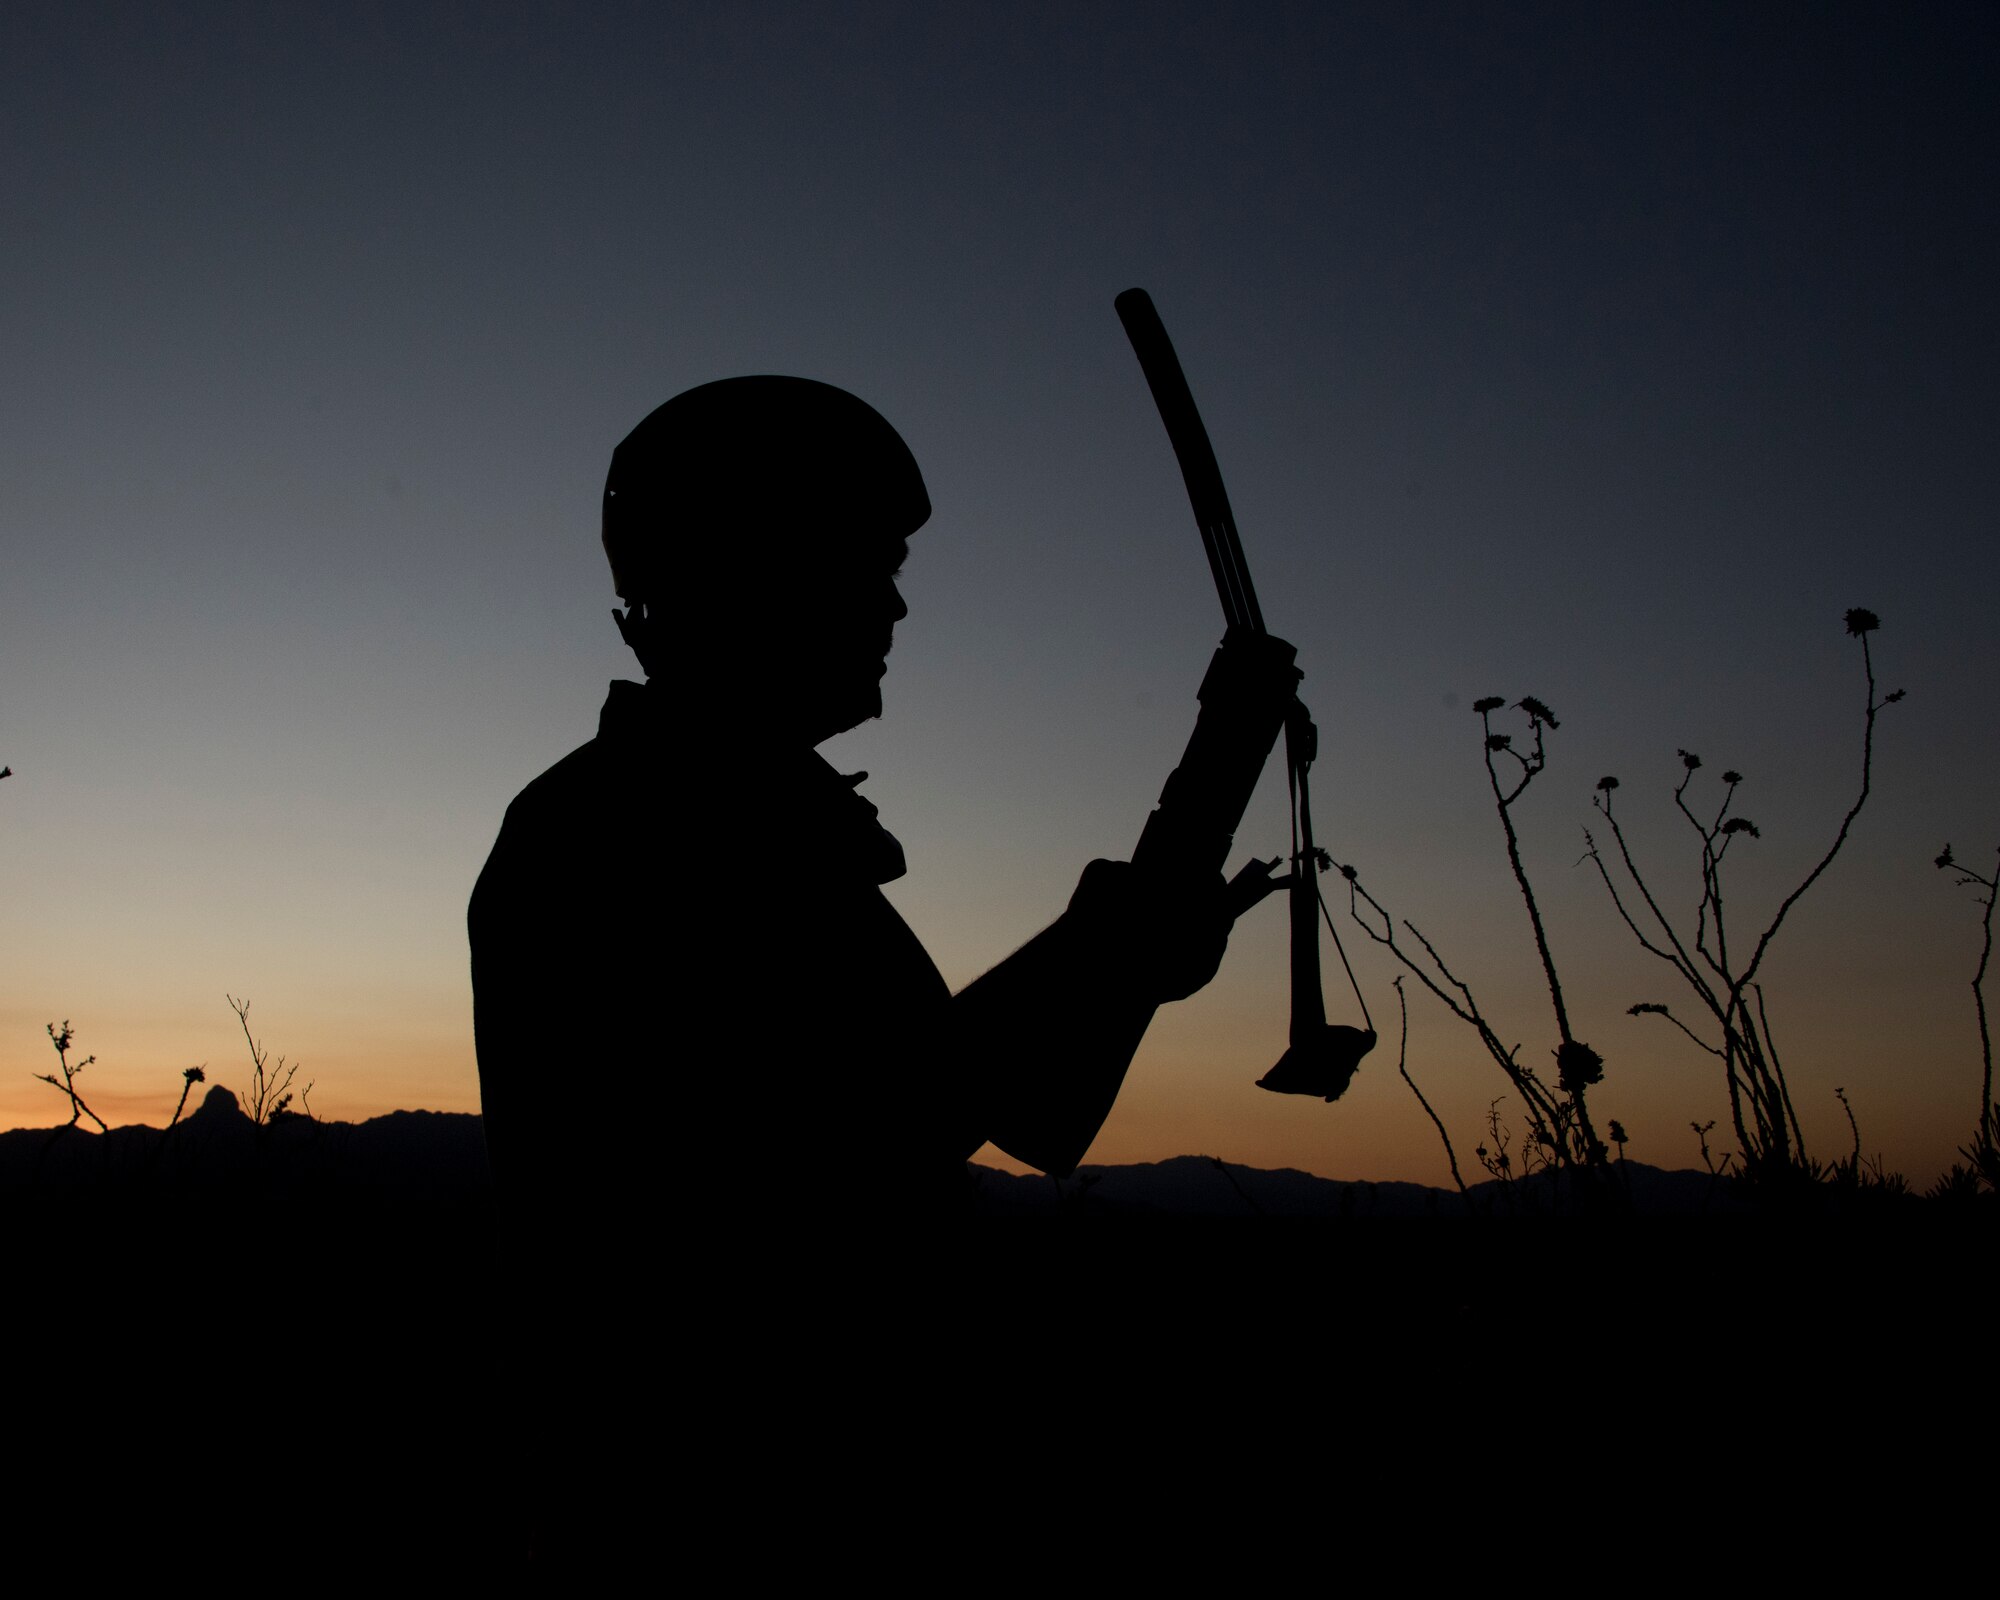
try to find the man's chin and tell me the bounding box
[847,685,884,727]
[811,685,884,745]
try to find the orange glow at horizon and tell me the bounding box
[4,928,1988,1193]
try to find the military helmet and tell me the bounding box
[601,376,931,603]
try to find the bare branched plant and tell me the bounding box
[37,1020,108,1133]
[1690,1119,1734,1178]
[1932,841,1998,1191]
[1585,609,1902,1184]
[226,994,304,1126]
[1824,1084,1903,1193]
[1390,977,1467,1197]
[35,1017,209,1149]
[1473,1099,1515,1188]
[1345,696,1608,1188]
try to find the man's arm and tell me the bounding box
[952,859,1235,1176]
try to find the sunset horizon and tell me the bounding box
[6,3,1995,1198]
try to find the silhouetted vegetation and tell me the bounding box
[36,1020,106,1133]
[1317,608,1984,1212]
[33,1001,289,1142]
[167,1062,207,1129]
[1390,977,1467,1199]
[1587,609,1900,1191]
[1931,842,1998,1198]
[226,993,310,1125]
[1344,694,1608,1201]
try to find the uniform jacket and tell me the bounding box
[470,679,983,1252]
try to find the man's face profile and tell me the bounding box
[604,376,930,745]
[769,529,910,744]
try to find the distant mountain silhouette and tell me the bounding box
[0,1084,490,1194]
[5,1097,1753,1215]
[970,1152,1750,1216]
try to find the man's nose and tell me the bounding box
[888,581,908,623]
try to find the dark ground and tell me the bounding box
[5,1094,1989,1571]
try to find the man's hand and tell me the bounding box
[1064,858,1235,1004]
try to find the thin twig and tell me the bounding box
[1737,631,1886,994]
[1392,978,1467,1197]
[1938,847,1998,1147]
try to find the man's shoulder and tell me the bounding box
[469,741,604,933]
[500,733,618,830]
[470,687,667,926]
[495,682,663,831]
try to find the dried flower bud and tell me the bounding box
[1608,1119,1628,1144]
[1516,696,1559,729]
[1555,1040,1604,1093]
[1473,696,1505,714]
[1885,689,1905,703]
[1720,818,1761,838]
[1628,1003,1667,1016]
[1486,733,1513,752]
[1678,750,1702,771]
[1722,770,1743,785]
[1936,844,1954,870]
[1596,776,1619,791]
[1844,607,1880,635]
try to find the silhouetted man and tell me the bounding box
[471,377,1250,1254]
[467,375,1281,1564]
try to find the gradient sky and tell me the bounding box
[5,2,1995,1187]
